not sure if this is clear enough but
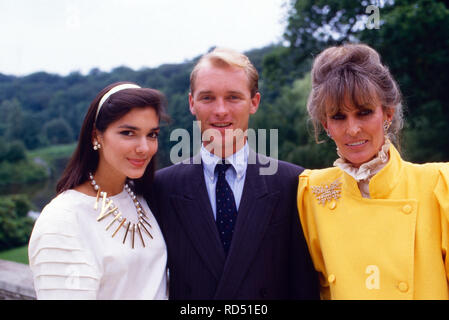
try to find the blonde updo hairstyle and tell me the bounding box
[307,43,404,145]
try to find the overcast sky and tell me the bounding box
[0,0,289,76]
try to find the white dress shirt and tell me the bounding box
[200,143,249,219]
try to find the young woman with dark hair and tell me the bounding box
[28,82,169,299]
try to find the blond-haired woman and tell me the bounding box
[297,43,449,300]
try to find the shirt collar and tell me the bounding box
[334,139,391,182]
[336,142,403,199]
[201,143,249,181]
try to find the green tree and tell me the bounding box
[360,0,449,161]
[282,0,390,60]
[0,160,48,188]
[1,99,24,142]
[0,195,34,250]
[0,137,8,161]
[273,0,449,162]
[261,46,311,102]
[44,118,74,145]
[3,141,26,162]
[21,113,46,149]
[253,73,336,169]
[262,0,381,103]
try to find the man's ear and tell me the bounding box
[189,92,196,116]
[249,92,261,114]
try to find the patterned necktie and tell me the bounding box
[215,161,238,255]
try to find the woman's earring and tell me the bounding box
[93,140,101,150]
[383,120,391,132]
[326,130,332,139]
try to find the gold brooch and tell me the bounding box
[311,179,342,206]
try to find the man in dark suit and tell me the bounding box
[149,48,319,300]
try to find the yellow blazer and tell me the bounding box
[297,145,449,300]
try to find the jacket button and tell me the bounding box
[398,282,409,292]
[328,274,336,284]
[328,200,337,210]
[402,204,412,214]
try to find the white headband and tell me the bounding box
[95,83,141,121]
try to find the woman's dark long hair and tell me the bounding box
[56,81,168,196]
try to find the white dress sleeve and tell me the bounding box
[28,205,101,300]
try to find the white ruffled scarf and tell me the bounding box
[333,140,391,198]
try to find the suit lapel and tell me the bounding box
[214,151,280,299]
[169,156,225,281]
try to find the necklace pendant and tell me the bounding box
[123,221,131,244]
[140,215,153,229]
[112,218,126,238]
[105,212,122,231]
[97,206,117,222]
[137,205,147,217]
[131,224,136,249]
[94,189,101,210]
[139,220,153,239]
[136,224,145,248]
[95,191,116,221]
[89,173,154,249]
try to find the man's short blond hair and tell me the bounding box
[190,47,259,97]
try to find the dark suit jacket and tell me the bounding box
[148,150,319,300]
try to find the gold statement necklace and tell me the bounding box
[89,173,153,249]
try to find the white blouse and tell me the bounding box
[28,188,168,300]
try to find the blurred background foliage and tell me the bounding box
[0,0,448,252]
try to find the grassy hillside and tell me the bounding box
[27,143,76,165]
[0,245,29,265]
